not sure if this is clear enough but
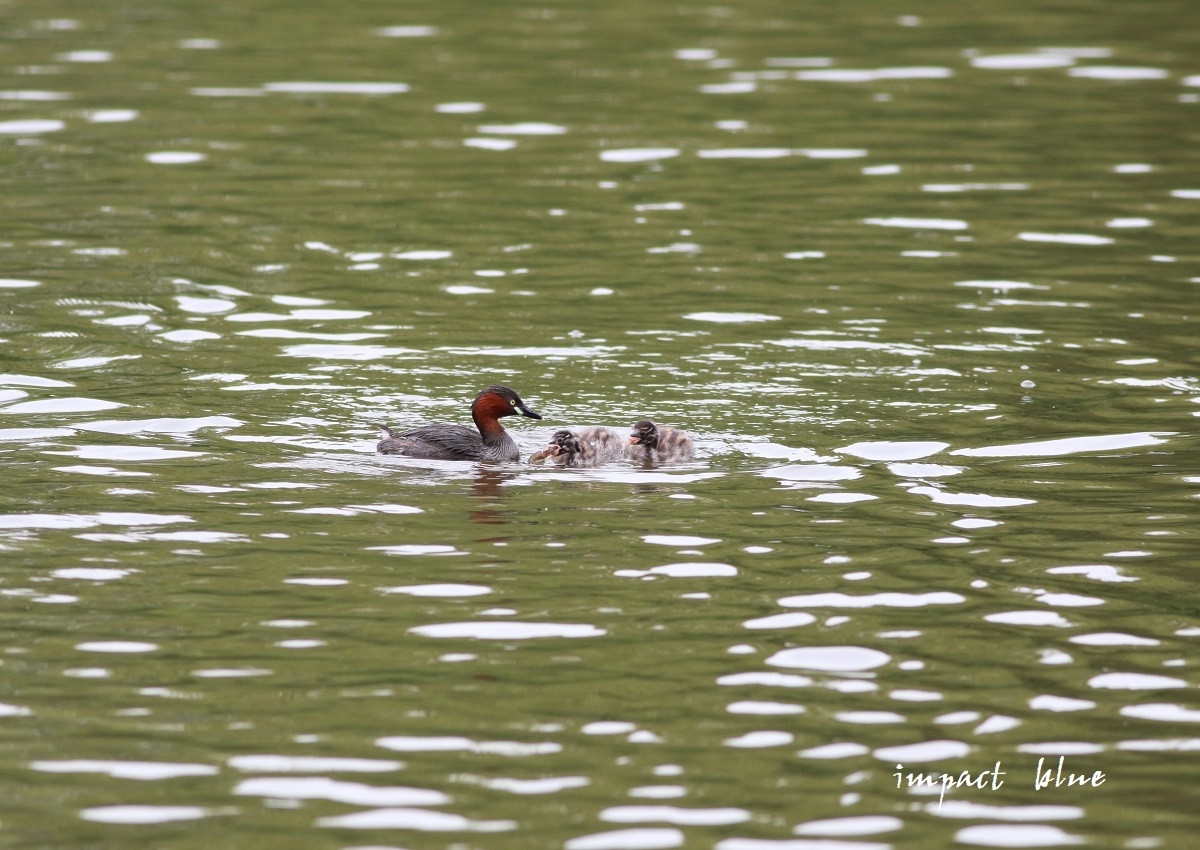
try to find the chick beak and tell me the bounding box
[528,443,560,463]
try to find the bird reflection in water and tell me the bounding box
[470,467,515,528]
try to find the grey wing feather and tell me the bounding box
[377,424,484,459]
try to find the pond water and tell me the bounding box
[2,1,1198,848]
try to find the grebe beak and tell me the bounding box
[515,399,542,420]
[626,435,640,446]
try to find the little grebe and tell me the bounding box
[625,419,695,463]
[376,385,541,461]
[529,427,625,467]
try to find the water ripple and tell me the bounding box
[408,622,606,639]
[234,776,448,805]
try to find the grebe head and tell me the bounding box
[473,385,542,421]
[626,419,658,448]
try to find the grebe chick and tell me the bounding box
[376,385,541,461]
[529,427,625,467]
[625,419,695,464]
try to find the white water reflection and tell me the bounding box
[0,119,65,134]
[81,805,212,824]
[743,613,816,630]
[760,464,861,483]
[192,668,271,678]
[1069,66,1168,80]
[907,486,1035,508]
[924,182,1029,192]
[930,801,1083,820]
[952,432,1171,458]
[684,312,780,323]
[478,122,565,134]
[1120,703,1200,722]
[0,512,190,530]
[797,147,868,158]
[717,672,813,688]
[797,742,869,759]
[724,731,793,748]
[75,641,158,653]
[1087,672,1186,690]
[228,755,401,773]
[778,592,965,608]
[892,465,964,477]
[1068,632,1158,646]
[234,776,447,805]
[583,721,637,735]
[376,736,561,756]
[536,470,722,485]
[984,611,1071,628]
[32,760,217,780]
[436,102,484,113]
[78,530,247,544]
[700,82,756,94]
[49,445,204,461]
[53,567,134,580]
[409,622,605,639]
[145,151,205,164]
[795,815,903,836]
[874,739,970,762]
[617,563,737,578]
[73,416,242,434]
[464,138,516,151]
[600,805,751,825]
[766,646,890,672]
[864,216,968,230]
[642,535,720,546]
[795,66,951,81]
[567,827,684,850]
[629,785,686,798]
[955,824,1083,847]
[955,280,1048,292]
[1045,565,1137,583]
[226,308,371,322]
[839,441,948,460]
[0,91,68,101]
[1029,695,1095,713]
[376,25,438,37]
[697,148,790,159]
[970,53,1076,69]
[1017,232,1114,245]
[727,700,804,715]
[368,545,462,556]
[2,397,124,414]
[159,329,221,342]
[600,148,681,162]
[807,492,877,503]
[264,81,409,94]
[379,583,491,597]
[316,807,514,830]
[463,775,590,794]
